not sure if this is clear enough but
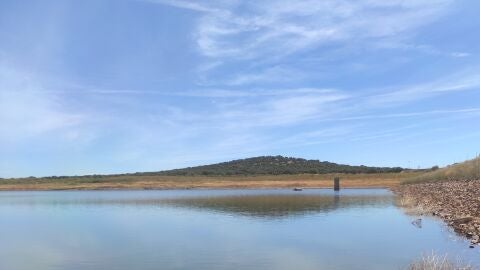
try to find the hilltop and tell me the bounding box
[152,156,404,176]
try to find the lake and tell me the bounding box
[0,189,478,270]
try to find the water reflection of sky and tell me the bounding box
[0,189,478,270]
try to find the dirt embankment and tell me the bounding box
[395,180,480,246]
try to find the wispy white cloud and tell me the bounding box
[0,64,86,141]
[373,40,471,58]
[223,66,305,86]
[450,52,471,58]
[180,0,454,60]
[12,86,340,99]
[270,126,357,148]
[207,89,350,128]
[333,108,480,122]
[370,70,480,104]
[144,0,463,91]
[143,0,453,61]
[174,87,339,98]
[0,91,84,139]
[140,0,222,13]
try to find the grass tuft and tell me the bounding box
[408,253,473,270]
[395,193,429,215]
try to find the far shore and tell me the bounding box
[0,172,420,191]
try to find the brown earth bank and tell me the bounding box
[394,180,480,247]
[0,172,419,191]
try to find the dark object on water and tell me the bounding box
[469,245,475,249]
[293,188,303,191]
[411,218,422,228]
[334,177,340,191]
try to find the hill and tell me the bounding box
[153,156,404,176]
[1,155,419,190]
[403,155,480,184]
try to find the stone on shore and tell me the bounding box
[394,180,480,247]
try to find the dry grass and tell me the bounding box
[395,193,430,216]
[408,253,474,270]
[0,172,421,191]
[404,156,480,184]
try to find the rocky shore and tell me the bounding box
[394,180,480,247]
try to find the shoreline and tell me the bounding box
[0,173,418,191]
[0,186,393,192]
[0,181,400,191]
[394,180,480,247]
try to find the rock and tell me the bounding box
[452,217,474,224]
[472,235,480,244]
[395,180,480,243]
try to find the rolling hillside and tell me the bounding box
[153,156,404,176]
[404,155,480,184]
[0,155,417,190]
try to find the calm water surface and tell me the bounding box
[0,189,478,270]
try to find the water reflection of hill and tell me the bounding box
[1,191,394,219]
[159,194,394,218]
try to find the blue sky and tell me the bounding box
[1,0,480,177]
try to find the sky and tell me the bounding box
[1,0,480,177]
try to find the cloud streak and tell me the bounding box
[0,64,86,141]
[370,70,480,104]
[186,0,454,60]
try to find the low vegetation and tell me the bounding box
[403,156,480,184]
[408,253,473,270]
[0,172,422,191]
[0,156,419,190]
[7,155,479,191]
